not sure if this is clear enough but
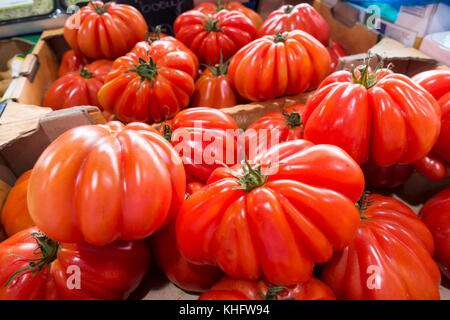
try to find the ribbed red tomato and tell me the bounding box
[303,63,441,166]
[327,38,347,72]
[420,187,450,279]
[28,121,185,246]
[58,50,91,77]
[98,37,197,124]
[174,9,257,65]
[44,59,113,111]
[362,161,413,188]
[64,1,148,59]
[412,70,450,180]
[259,3,329,46]
[228,30,331,101]
[0,227,150,300]
[177,140,364,286]
[199,276,335,300]
[161,107,239,183]
[321,193,441,300]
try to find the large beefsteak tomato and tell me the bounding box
[321,193,441,300]
[228,30,331,101]
[98,37,197,124]
[199,276,335,300]
[174,9,257,65]
[64,1,148,59]
[0,227,150,300]
[303,63,441,166]
[28,121,185,246]
[44,59,113,111]
[258,3,329,46]
[420,187,450,279]
[176,140,364,285]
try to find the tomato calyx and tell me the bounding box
[91,2,109,14]
[4,231,59,287]
[80,67,93,79]
[162,122,172,142]
[351,56,385,89]
[147,25,163,43]
[220,157,267,192]
[127,56,159,86]
[355,190,373,220]
[282,109,302,129]
[273,32,287,43]
[202,16,223,32]
[204,52,230,77]
[284,5,294,14]
[255,285,294,300]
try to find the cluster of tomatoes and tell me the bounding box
[0,1,449,300]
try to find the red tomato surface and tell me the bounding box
[28,121,186,245]
[174,9,257,64]
[0,227,150,300]
[186,181,205,196]
[362,161,413,188]
[420,187,450,279]
[163,107,240,183]
[64,1,148,59]
[199,276,335,300]
[98,37,197,124]
[44,59,113,111]
[327,38,347,72]
[258,3,329,46]
[412,70,450,180]
[228,30,331,101]
[177,140,364,285]
[303,65,441,166]
[195,1,263,30]
[244,104,305,157]
[58,50,91,77]
[1,170,34,237]
[321,193,441,300]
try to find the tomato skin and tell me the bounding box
[28,121,186,246]
[362,161,413,188]
[64,1,148,59]
[228,30,331,101]
[192,68,237,109]
[0,227,150,300]
[44,59,113,111]
[412,70,450,180]
[259,4,330,46]
[199,276,335,300]
[177,140,363,286]
[174,9,257,65]
[327,39,347,72]
[98,38,196,124]
[321,194,441,300]
[303,70,441,166]
[58,50,91,77]
[244,104,305,157]
[195,1,263,30]
[1,171,34,237]
[420,188,450,279]
[169,107,239,183]
[186,181,205,195]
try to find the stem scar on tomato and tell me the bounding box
[255,285,294,300]
[355,190,373,220]
[80,67,93,79]
[282,109,302,129]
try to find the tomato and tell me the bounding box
[199,276,335,300]
[1,170,34,237]
[362,161,413,188]
[192,58,237,109]
[186,181,205,196]
[244,104,305,157]
[228,31,331,101]
[44,59,113,111]
[28,121,186,246]
[303,62,441,166]
[327,39,347,72]
[259,3,330,46]
[412,70,450,180]
[195,1,263,30]
[64,1,148,59]
[420,188,450,279]
[162,107,239,183]
[58,50,91,77]
[176,140,364,285]
[0,227,150,300]
[321,193,441,300]
[174,9,257,65]
[98,38,197,124]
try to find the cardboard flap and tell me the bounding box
[19,54,40,82]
